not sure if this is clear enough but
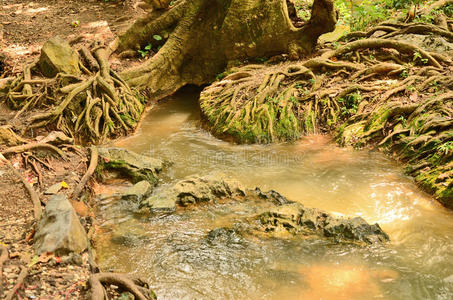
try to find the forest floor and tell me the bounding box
[0,1,145,298]
[0,0,141,73]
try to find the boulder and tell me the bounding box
[34,194,89,255]
[38,36,80,78]
[258,199,389,244]
[97,147,164,184]
[121,180,153,202]
[141,175,246,212]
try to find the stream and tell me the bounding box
[95,88,453,300]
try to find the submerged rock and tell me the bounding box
[97,147,164,184]
[141,175,246,212]
[34,194,89,255]
[38,36,80,77]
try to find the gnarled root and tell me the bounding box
[88,273,156,300]
[72,146,98,200]
[2,42,144,144]
[200,62,316,143]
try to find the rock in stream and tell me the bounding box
[140,175,389,244]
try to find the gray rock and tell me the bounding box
[97,147,164,184]
[258,197,389,244]
[143,193,177,212]
[141,175,246,212]
[393,34,453,57]
[44,183,62,195]
[121,180,152,202]
[34,194,88,255]
[38,37,80,77]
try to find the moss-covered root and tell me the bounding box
[337,92,453,207]
[199,63,317,143]
[2,42,145,144]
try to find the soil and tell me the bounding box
[0,0,146,298]
[0,0,143,75]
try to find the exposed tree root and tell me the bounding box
[2,142,67,159]
[200,62,316,143]
[117,0,338,100]
[2,42,144,144]
[322,38,448,68]
[88,273,156,300]
[72,146,98,200]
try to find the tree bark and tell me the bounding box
[118,0,337,100]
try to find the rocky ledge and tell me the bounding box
[139,175,389,244]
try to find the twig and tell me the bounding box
[2,143,67,160]
[29,158,43,186]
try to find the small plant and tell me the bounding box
[138,43,153,58]
[400,69,409,78]
[413,51,428,64]
[438,142,453,155]
[396,115,407,127]
[406,84,416,92]
[339,91,361,117]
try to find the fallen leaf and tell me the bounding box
[38,252,54,263]
[28,255,39,267]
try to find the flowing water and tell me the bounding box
[95,88,453,300]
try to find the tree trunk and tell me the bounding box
[118,0,337,100]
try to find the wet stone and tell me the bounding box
[97,147,164,184]
[34,194,89,255]
[121,180,153,202]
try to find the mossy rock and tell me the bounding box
[38,36,80,78]
[97,147,164,184]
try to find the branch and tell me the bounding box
[72,147,98,200]
[322,38,445,68]
[1,142,67,160]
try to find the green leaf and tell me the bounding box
[144,44,152,50]
[153,35,163,41]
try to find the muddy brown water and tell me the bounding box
[95,89,453,300]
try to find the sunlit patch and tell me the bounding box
[2,4,23,10]
[82,20,109,29]
[15,7,49,15]
[297,264,397,300]
[2,43,40,58]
